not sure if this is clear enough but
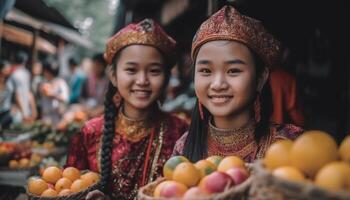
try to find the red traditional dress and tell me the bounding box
[66,109,188,199]
[172,121,303,163]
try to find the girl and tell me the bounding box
[173,6,303,162]
[66,19,188,200]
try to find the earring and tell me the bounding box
[113,92,122,107]
[254,93,261,123]
[198,102,204,120]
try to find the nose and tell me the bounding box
[210,73,228,91]
[135,71,150,86]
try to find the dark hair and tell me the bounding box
[99,47,172,192]
[13,51,28,64]
[68,57,79,66]
[92,53,107,67]
[42,60,60,77]
[183,46,273,162]
[0,60,9,71]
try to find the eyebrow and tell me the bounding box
[196,59,246,65]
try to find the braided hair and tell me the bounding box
[183,48,272,162]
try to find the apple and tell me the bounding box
[225,167,249,185]
[183,186,208,198]
[199,171,233,194]
[159,181,188,198]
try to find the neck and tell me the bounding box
[213,110,252,130]
[123,103,152,121]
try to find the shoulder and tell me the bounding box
[162,113,189,136]
[270,123,304,141]
[172,131,189,156]
[81,116,105,139]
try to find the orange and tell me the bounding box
[9,160,18,169]
[217,156,245,172]
[264,140,293,170]
[315,161,350,191]
[55,177,72,193]
[28,178,48,195]
[289,130,338,177]
[194,160,217,178]
[80,171,100,186]
[206,155,223,167]
[41,188,58,197]
[71,179,88,192]
[42,166,63,184]
[63,167,81,182]
[163,156,189,180]
[273,166,305,183]
[173,162,200,187]
[58,189,73,196]
[339,135,350,163]
[19,158,30,168]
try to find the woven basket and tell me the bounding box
[27,182,100,200]
[248,161,350,200]
[138,175,252,200]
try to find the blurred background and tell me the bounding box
[0,0,349,198]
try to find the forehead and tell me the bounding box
[118,45,163,61]
[196,40,253,61]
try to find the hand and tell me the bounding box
[85,190,110,200]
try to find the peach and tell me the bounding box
[199,171,233,194]
[225,167,249,185]
[159,181,188,198]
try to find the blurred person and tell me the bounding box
[39,60,69,124]
[68,57,86,104]
[270,48,305,126]
[81,53,109,117]
[0,60,14,129]
[8,51,37,123]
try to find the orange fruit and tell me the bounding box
[71,179,88,192]
[28,178,48,195]
[206,155,223,167]
[273,166,305,183]
[19,158,30,168]
[339,136,350,163]
[41,188,58,197]
[42,166,62,184]
[163,156,189,180]
[264,140,293,170]
[315,161,350,191]
[289,130,338,177]
[9,160,18,169]
[173,162,200,187]
[63,167,81,182]
[194,160,217,178]
[80,171,100,186]
[58,189,73,196]
[55,177,72,193]
[217,156,245,172]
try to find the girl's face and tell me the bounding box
[115,45,165,112]
[194,40,267,119]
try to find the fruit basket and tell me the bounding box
[249,161,350,200]
[138,155,252,200]
[26,167,101,200]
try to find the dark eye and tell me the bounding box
[227,68,241,75]
[198,68,211,74]
[150,68,163,75]
[125,67,136,74]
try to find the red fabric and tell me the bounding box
[270,68,305,126]
[172,123,303,163]
[66,114,188,199]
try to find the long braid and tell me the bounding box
[100,82,117,193]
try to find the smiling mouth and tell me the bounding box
[131,89,152,97]
[208,95,233,104]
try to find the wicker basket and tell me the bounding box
[27,182,100,200]
[248,161,350,200]
[138,175,252,200]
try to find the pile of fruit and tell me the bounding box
[27,166,100,197]
[263,130,350,192]
[153,155,250,198]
